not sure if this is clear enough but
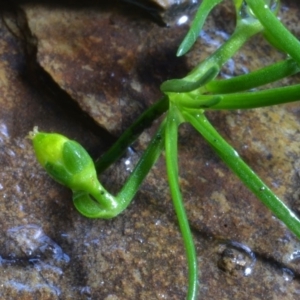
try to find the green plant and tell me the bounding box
[30,0,300,299]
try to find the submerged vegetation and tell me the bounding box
[31,0,300,298]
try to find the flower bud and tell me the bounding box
[30,128,98,192]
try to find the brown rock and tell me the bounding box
[0,0,300,299]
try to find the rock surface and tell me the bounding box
[0,0,300,299]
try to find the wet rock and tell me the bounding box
[0,0,300,299]
[122,0,199,25]
[23,2,189,135]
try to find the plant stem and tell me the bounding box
[165,105,198,300]
[210,84,300,109]
[183,110,300,239]
[204,58,300,94]
[246,0,300,66]
[116,118,166,209]
[73,120,166,218]
[95,96,168,173]
[175,83,300,110]
[161,16,262,94]
[186,19,263,83]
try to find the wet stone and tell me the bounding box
[123,0,199,25]
[6,224,70,263]
[0,0,300,299]
[23,2,190,136]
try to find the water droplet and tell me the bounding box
[137,237,144,244]
[238,1,255,19]
[233,150,239,157]
[218,241,256,277]
[238,0,279,20]
[177,15,188,26]
[199,30,220,48]
[5,148,15,158]
[156,292,167,299]
[121,147,137,173]
[80,286,91,296]
[288,249,300,263]
[0,123,9,145]
[6,224,70,263]
[155,220,161,226]
[0,122,9,139]
[282,268,294,282]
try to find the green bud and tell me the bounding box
[30,128,124,218]
[30,127,97,192]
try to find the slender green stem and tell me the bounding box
[95,96,168,173]
[177,0,223,56]
[161,16,262,94]
[246,0,300,66]
[186,19,263,83]
[73,119,166,218]
[175,84,300,110]
[204,58,300,94]
[211,84,300,109]
[116,118,166,208]
[165,105,198,300]
[183,110,300,239]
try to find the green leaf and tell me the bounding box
[205,59,299,94]
[246,0,300,65]
[160,65,219,93]
[177,0,223,56]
